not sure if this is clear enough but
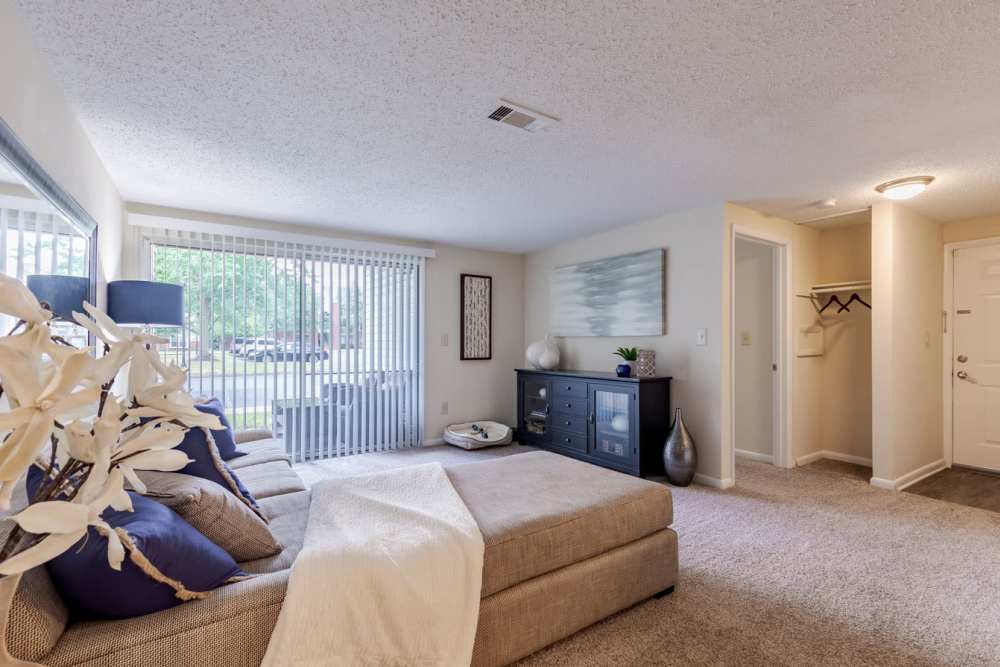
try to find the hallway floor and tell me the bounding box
[904,465,1000,514]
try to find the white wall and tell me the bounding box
[0,2,123,299]
[524,205,726,483]
[871,202,943,484]
[816,223,872,462]
[123,203,524,441]
[734,238,775,458]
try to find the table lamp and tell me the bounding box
[107,280,184,328]
[26,275,89,321]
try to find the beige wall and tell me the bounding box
[734,239,775,458]
[943,215,1000,244]
[524,205,726,483]
[0,3,123,300]
[723,204,823,475]
[123,203,524,442]
[871,202,943,483]
[424,246,524,438]
[816,223,872,462]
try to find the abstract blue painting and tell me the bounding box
[550,249,665,337]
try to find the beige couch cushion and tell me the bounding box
[238,461,307,500]
[228,438,291,470]
[241,491,311,574]
[447,451,673,597]
[138,471,283,561]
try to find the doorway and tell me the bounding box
[732,233,786,469]
[946,238,1000,473]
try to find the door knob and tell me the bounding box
[956,370,969,380]
[957,354,968,363]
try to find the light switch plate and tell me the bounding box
[696,328,708,346]
[440,333,449,347]
[741,331,752,346]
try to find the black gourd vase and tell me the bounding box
[663,408,697,486]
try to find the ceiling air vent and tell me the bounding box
[487,99,558,133]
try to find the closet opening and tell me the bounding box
[796,211,873,478]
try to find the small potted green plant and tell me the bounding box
[613,347,638,377]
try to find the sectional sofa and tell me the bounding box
[4,432,678,666]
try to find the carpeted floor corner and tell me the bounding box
[518,459,1000,666]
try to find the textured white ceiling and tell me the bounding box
[12,1,1000,252]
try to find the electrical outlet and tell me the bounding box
[441,401,449,415]
[696,328,708,346]
[440,333,449,347]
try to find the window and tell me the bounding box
[141,226,425,461]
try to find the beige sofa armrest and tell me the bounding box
[46,571,289,666]
[235,429,274,444]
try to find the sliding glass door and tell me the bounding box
[143,228,424,461]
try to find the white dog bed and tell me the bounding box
[444,421,513,450]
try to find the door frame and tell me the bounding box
[729,226,793,480]
[942,235,1000,468]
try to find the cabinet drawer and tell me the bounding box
[551,396,587,415]
[550,429,587,453]
[551,412,588,435]
[553,380,588,399]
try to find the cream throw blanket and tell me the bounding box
[263,463,485,666]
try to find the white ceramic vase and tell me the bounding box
[526,335,560,370]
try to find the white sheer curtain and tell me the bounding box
[137,225,425,461]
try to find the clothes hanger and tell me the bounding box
[819,294,847,314]
[837,292,871,313]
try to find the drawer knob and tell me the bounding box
[564,437,571,443]
[565,385,572,390]
[565,420,571,426]
[565,402,572,408]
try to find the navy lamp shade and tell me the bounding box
[26,275,90,321]
[107,280,184,327]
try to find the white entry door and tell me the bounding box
[952,243,1000,471]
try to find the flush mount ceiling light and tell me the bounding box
[874,175,935,200]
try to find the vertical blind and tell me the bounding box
[0,204,90,340]
[139,226,425,462]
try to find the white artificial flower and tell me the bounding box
[0,468,130,575]
[73,303,166,399]
[0,297,208,577]
[0,274,53,325]
[0,349,101,510]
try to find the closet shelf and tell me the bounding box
[808,280,871,294]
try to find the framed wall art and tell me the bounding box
[461,273,492,360]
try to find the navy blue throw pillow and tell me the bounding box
[195,398,246,461]
[175,422,260,513]
[26,467,245,620]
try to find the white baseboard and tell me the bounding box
[895,458,947,490]
[869,458,946,491]
[735,449,774,464]
[821,451,873,467]
[795,450,873,468]
[693,473,735,489]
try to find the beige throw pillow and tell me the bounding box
[137,471,282,562]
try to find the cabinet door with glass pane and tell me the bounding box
[588,382,637,470]
[519,375,552,445]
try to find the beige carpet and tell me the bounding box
[518,458,1000,666]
